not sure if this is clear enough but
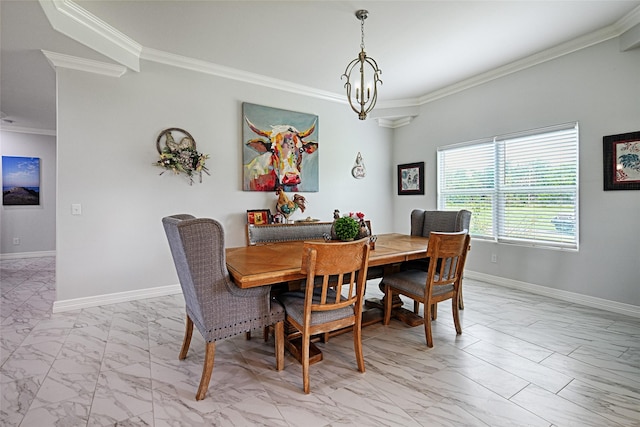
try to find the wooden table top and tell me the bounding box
[226,233,429,288]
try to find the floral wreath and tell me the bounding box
[154,128,210,185]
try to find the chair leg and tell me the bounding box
[452,294,462,335]
[413,300,419,314]
[353,319,365,373]
[245,331,252,340]
[274,321,285,371]
[458,287,464,310]
[263,326,270,342]
[383,285,393,325]
[179,315,194,360]
[423,302,434,348]
[431,303,438,320]
[195,341,215,401]
[302,331,311,394]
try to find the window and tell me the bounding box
[437,123,579,250]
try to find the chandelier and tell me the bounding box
[342,10,382,120]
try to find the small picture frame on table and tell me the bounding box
[603,131,640,191]
[247,209,272,225]
[397,162,425,195]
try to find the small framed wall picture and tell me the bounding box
[2,156,41,205]
[603,131,640,191]
[247,209,272,225]
[397,162,425,195]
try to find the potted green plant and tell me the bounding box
[332,216,360,241]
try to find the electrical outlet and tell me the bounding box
[13,237,20,245]
[491,253,497,263]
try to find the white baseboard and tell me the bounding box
[0,251,56,260]
[53,284,182,313]
[45,270,639,318]
[465,270,640,319]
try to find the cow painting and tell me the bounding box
[242,103,319,192]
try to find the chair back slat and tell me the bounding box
[302,238,370,317]
[426,231,470,290]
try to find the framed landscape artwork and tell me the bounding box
[2,156,40,205]
[242,102,319,192]
[397,162,425,195]
[603,131,640,191]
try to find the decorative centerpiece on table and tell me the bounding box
[154,128,210,185]
[331,211,370,241]
[275,188,306,223]
[353,212,371,240]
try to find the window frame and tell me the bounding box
[437,122,579,251]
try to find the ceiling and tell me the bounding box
[2,0,640,132]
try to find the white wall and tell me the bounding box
[55,60,393,302]
[0,130,56,256]
[393,38,640,307]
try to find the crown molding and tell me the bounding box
[620,23,640,51]
[415,6,640,106]
[619,6,640,52]
[38,0,141,71]
[42,50,127,77]
[0,126,56,136]
[141,47,345,104]
[141,47,414,126]
[38,1,640,124]
[369,105,420,128]
[375,117,414,129]
[615,4,640,33]
[417,27,619,105]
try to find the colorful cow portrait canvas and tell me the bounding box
[2,156,40,206]
[242,102,319,192]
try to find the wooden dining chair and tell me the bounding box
[162,214,285,400]
[277,238,371,393]
[381,231,470,348]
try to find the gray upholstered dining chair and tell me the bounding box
[381,231,471,347]
[277,238,371,394]
[405,209,471,270]
[403,209,471,313]
[162,214,285,400]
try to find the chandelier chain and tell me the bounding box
[360,16,365,51]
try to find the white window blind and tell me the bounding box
[438,123,579,250]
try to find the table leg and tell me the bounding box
[365,294,424,327]
[284,336,323,365]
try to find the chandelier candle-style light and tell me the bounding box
[342,9,382,120]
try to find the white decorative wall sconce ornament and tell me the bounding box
[352,152,366,179]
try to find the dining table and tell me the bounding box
[226,233,429,288]
[225,233,430,363]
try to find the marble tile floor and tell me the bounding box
[1,256,639,426]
